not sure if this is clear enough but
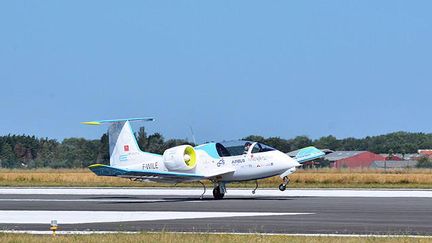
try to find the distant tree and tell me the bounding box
[163,139,191,152]
[146,133,165,154]
[96,133,109,165]
[416,157,432,168]
[34,138,58,168]
[243,135,266,143]
[291,136,312,151]
[58,138,99,168]
[338,137,364,151]
[314,135,339,150]
[0,142,17,168]
[263,137,292,153]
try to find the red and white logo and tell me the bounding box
[124,145,129,152]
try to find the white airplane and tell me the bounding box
[83,118,324,199]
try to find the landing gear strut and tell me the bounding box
[278,176,290,191]
[213,183,226,200]
[252,180,258,194]
[198,181,206,199]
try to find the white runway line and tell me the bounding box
[0,211,313,224]
[0,199,167,203]
[0,188,431,197]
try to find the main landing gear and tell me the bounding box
[198,181,206,199]
[213,182,226,200]
[278,176,290,191]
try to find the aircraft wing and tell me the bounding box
[202,167,236,179]
[88,164,235,183]
[291,146,325,163]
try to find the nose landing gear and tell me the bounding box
[252,180,258,194]
[278,176,290,191]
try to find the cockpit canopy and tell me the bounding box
[215,140,276,157]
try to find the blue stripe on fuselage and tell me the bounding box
[194,143,220,159]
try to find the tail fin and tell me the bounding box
[82,117,161,167]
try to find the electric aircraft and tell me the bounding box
[83,118,324,199]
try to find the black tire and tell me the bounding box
[213,186,225,199]
[278,184,286,191]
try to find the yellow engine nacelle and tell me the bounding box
[163,145,197,171]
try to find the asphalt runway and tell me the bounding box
[0,188,431,235]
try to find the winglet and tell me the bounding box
[295,146,325,163]
[81,117,155,125]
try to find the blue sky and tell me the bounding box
[0,1,431,143]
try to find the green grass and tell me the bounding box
[0,233,430,243]
[0,168,431,188]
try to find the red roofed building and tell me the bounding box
[418,149,432,158]
[385,154,402,161]
[325,151,386,168]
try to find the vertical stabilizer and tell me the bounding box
[82,117,161,168]
[108,121,140,167]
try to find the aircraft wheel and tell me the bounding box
[278,184,286,191]
[213,186,225,199]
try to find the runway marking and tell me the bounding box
[0,210,313,224]
[0,230,431,238]
[0,199,167,203]
[1,188,432,197]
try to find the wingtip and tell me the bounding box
[88,164,106,168]
[81,121,101,125]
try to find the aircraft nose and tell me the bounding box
[282,153,301,167]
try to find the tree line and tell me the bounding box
[0,127,189,169]
[0,130,431,169]
[244,131,432,155]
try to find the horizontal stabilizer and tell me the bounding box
[88,164,205,183]
[81,117,155,125]
[89,164,204,178]
[294,146,325,163]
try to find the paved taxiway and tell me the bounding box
[0,188,431,235]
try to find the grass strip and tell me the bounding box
[0,232,431,243]
[0,168,431,188]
